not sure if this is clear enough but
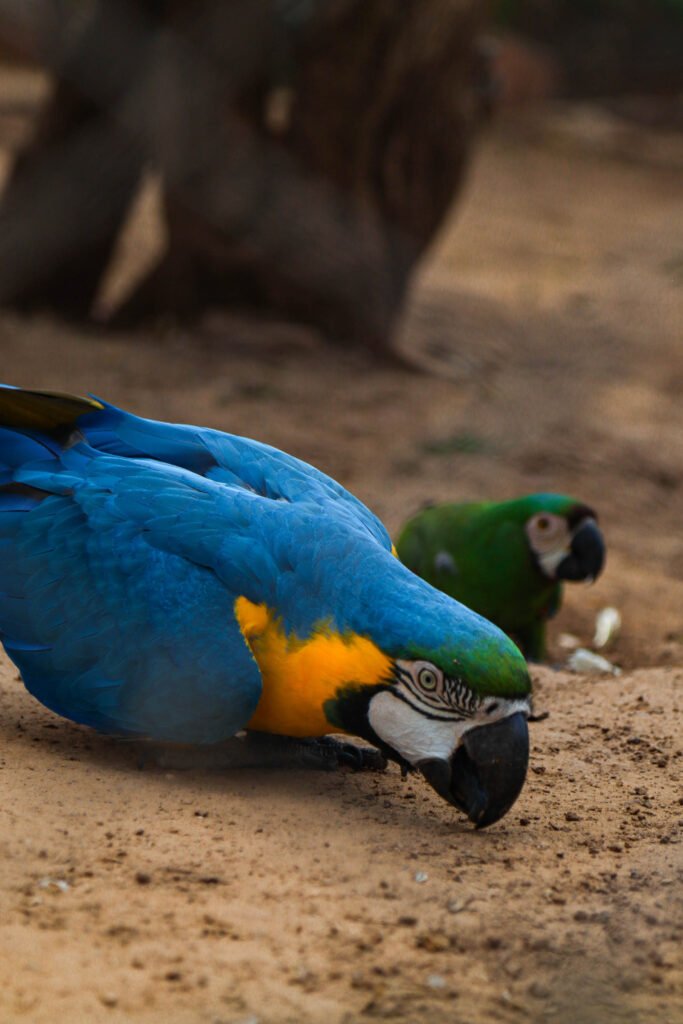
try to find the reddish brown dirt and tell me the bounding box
[0,78,682,1023]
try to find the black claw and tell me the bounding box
[297,739,341,771]
[347,745,387,772]
[337,742,366,769]
[316,738,387,772]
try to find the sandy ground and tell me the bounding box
[0,82,682,1022]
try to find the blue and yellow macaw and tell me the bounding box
[0,385,531,828]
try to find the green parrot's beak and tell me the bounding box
[418,711,529,829]
[556,517,605,582]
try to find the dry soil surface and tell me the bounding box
[0,88,682,1024]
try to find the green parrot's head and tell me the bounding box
[324,554,533,829]
[518,494,605,584]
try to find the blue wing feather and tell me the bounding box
[0,443,264,743]
[79,399,391,550]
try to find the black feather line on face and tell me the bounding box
[323,662,484,772]
[394,664,480,719]
[390,688,469,722]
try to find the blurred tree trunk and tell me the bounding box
[0,80,145,316]
[0,0,487,350]
[0,0,161,315]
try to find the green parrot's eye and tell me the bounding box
[526,512,567,551]
[418,666,439,691]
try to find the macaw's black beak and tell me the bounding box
[556,517,605,582]
[418,711,529,829]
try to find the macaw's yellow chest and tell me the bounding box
[234,597,392,738]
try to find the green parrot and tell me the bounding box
[396,494,606,661]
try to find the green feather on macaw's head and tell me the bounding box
[396,491,606,661]
[399,626,531,699]
[330,541,532,699]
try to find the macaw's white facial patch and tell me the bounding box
[367,690,467,765]
[367,691,532,766]
[525,512,572,579]
[535,546,570,579]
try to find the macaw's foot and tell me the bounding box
[244,732,388,773]
[135,734,387,773]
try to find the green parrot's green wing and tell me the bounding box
[397,502,560,649]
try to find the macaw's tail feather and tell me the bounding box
[0,385,103,503]
[0,385,103,438]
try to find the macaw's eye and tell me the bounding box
[418,666,439,691]
[526,512,567,550]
